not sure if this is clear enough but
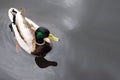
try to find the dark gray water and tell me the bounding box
[0,0,120,80]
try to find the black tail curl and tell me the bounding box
[35,56,58,68]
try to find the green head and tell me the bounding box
[36,31,45,38]
[35,27,50,39]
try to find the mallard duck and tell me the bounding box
[8,8,59,57]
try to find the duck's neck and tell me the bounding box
[36,38,44,44]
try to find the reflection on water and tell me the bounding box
[63,16,78,30]
[64,0,78,7]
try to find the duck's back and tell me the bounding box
[8,8,36,54]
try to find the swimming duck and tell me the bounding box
[8,8,59,57]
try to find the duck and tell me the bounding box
[8,8,59,57]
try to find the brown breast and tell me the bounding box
[31,42,52,57]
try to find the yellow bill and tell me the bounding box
[48,34,59,42]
